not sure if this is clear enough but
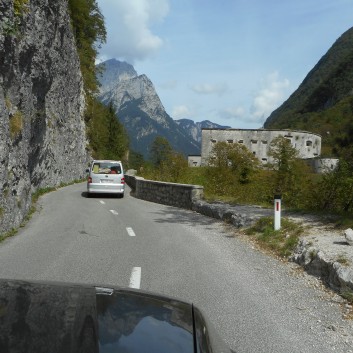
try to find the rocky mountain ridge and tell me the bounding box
[97,59,228,158]
[0,0,88,233]
[175,119,230,143]
[264,26,353,156]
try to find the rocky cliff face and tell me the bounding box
[0,0,88,233]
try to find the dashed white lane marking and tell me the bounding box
[129,267,141,289]
[110,210,119,215]
[126,227,136,237]
[100,200,105,204]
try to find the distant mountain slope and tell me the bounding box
[97,60,200,158]
[264,27,353,156]
[175,119,231,143]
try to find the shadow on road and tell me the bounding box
[81,192,122,199]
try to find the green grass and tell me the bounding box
[31,186,57,203]
[0,228,18,243]
[245,217,304,257]
[341,290,353,304]
[336,255,350,266]
[9,111,23,138]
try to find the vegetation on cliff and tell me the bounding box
[261,27,353,218]
[68,0,129,161]
[264,27,353,160]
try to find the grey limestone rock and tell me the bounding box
[344,228,353,246]
[0,0,89,233]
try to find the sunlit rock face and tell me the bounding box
[0,0,89,232]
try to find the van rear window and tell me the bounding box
[92,163,122,174]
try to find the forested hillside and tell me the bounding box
[264,26,353,160]
[68,0,129,162]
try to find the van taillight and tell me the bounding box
[121,177,125,184]
[88,176,92,183]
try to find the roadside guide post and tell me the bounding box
[274,194,281,231]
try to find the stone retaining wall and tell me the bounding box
[125,174,204,209]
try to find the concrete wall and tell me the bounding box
[201,128,321,165]
[125,174,204,209]
[305,158,339,173]
[188,155,201,167]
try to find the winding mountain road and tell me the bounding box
[0,182,351,353]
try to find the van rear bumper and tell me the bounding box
[87,183,125,194]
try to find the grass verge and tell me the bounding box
[341,290,353,305]
[245,216,304,258]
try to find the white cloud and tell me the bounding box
[97,0,170,63]
[172,105,192,119]
[190,83,228,96]
[219,106,246,120]
[250,71,290,123]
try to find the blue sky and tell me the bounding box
[96,0,353,128]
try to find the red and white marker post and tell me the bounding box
[274,195,281,231]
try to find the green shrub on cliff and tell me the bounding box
[68,0,106,94]
[9,111,23,139]
[14,0,29,17]
[68,0,129,160]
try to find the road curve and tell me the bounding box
[0,182,351,353]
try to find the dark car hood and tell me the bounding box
[0,279,233,353]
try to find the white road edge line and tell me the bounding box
[126,227,136,237]
[109,210,119,215]
[129,267,141,289]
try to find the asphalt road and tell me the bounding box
[0,182,352,353]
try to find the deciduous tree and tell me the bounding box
[150,136,173,167]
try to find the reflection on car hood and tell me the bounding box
[96,287,194,353]
[0,279,233,353]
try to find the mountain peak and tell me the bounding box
[97,59,137,94]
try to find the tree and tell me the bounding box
[268,136,299,174]
[128,151,145,171]
[205,141,259,196]
[268,136,311,207]
[207,141,259,183]
[228,143,260,183]
[160,152,188,183]
[312,160,353,213]
[150,136,173,167]
[86,100,129,161]
[105,102,129,160]
[68,0,106,94]
[67,0,126,160]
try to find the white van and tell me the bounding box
[86,160,125,198]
